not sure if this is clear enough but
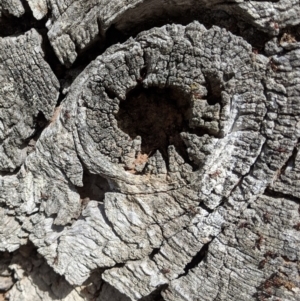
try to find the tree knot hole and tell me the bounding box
[115,86,195,169]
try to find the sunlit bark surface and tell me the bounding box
[0,1,300,300]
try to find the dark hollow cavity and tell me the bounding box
[76,170,110,203]
[115,86,195,168]
[205,75,223,106]
[0,0,47,37]
[24,111,48,144]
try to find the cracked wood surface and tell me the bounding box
[0,1,300,301]
[4,0,300,66]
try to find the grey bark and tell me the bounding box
[0,1,300,301]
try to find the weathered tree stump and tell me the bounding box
[0,1,300,300]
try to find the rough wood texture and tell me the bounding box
[0,29,59,172]
[0,1,300,301]
[6,0,298,66]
